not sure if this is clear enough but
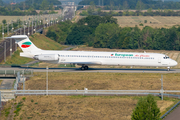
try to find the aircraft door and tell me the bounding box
[58,54,61,63]
[158,57,161,63]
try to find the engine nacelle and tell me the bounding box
[34,54,59,61]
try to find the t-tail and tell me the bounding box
[6,35,42,58]
[6,35,41,53]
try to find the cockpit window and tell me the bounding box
[163,56,170,59]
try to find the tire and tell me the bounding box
[81,67,85,70]
[84,66,88,70]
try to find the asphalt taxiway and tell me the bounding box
[0,67,180,73]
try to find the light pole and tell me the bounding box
[32,17,33,35]
[11,21,13,34]
[25,22,27,35]
[35,21,36,33]
[46,66,48,95]
[12,27,14,34]
[160,75,163,100]
[7,23,9,36]
[18,19,19,34]
[28,21,30,36]
[24,16,25,35]
[2,24,4,40]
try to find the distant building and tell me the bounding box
[10,2,16,5]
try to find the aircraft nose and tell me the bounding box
[172,60,178,66]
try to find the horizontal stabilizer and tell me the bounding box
[5,35,27,39]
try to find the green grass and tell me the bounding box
[4,49,34,65]
[58,64,75,68]
[0,80,3,84]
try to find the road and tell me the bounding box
[0,67,180,73]
[164,105,180,120]
[0,79,14,89]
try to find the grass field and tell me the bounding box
[76,15,180,28]
[0,96,178,120]
[114,16,180,28]
[0,16,23,23]
[0,80,2,85]
[25,72,180,91]
[0,16,28,24]
[2,33,66,65]
[73,46,180,69]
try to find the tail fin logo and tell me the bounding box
[21,42,31,48]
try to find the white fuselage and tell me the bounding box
[21,50,178,67]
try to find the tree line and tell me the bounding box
[80,8,180,17]
[14,0,61,10]
[46,15,180,51]
[0,0,61,16]
[78,0,180,10]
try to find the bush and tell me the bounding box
[139,23,144,26]
[144,20,147,23]
[131,95,161,120]
[22,97,26,101]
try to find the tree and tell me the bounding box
[87,1,95,15]
[0,0,3,6]
[136,0,142,11]
[110,1,114,11]
[131,95,161,120]
[66,25,92,45]
[40,0,49,10]
[50,3,55,11]
[94,23,119,48]
[2,19,6,25]
[123,1,129,10]
[46,30,57,41]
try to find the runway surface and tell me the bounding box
[1,67,180,73]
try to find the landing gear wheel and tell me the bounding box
[81,67,85,70]
[84,66,88,70]
[81,65,88,70]
[167,67,170,71]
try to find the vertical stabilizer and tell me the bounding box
[7,35,41,53]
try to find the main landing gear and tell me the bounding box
[167,67,170,71]
[81,65,89,70]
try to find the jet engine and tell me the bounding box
[33,54,59,61]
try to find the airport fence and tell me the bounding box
[11,90,180,97]
[0,69,33,77]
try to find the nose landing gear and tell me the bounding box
[81,65,89,70]
[167,67,170,71]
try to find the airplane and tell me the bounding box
[7,35,177,71]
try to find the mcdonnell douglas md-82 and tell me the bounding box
[7,35,177,71]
